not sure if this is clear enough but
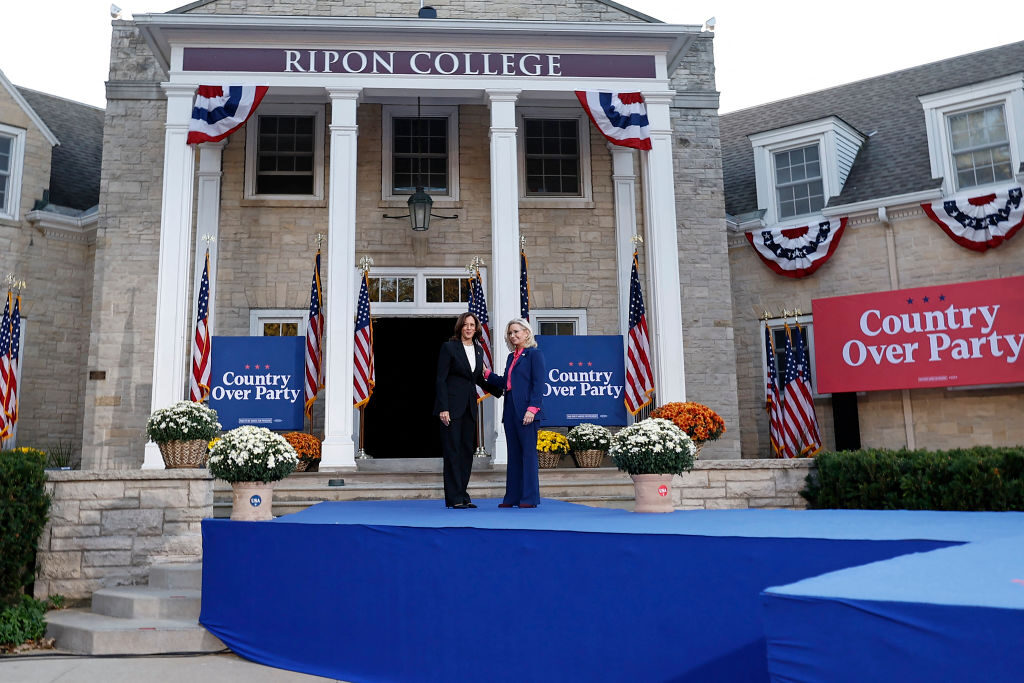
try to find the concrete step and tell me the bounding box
[91,586,202,620]
[149,562,203,590]
[45,609,224,655]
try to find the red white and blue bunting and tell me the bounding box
[575,91,652,151]
[187,85,269,145]
[745,218,848,278]
[921,185,1024,252]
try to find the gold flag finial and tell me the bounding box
[358,255,374,274]
[630,234,644,246]
[315,232,325,248]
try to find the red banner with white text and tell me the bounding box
[812,276,1024,393]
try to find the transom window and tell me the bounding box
[244,104,325,201]
[425,277,471,304]
[947,104,1013,190]
[531,309,588,337]
[249,310,306,337]
[367,277,415,303]
[392,117,449,194]
[524,118,581,196]
[774,145,825,219]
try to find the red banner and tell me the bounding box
[812,276,1024,393]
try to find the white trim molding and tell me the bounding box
[0,123,27,221]
[919,73,1024,195]
[530,309,589,336]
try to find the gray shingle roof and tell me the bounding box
[16,88,104,212]
[720,41,1024,218]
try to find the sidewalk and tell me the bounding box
[0,650,347,683]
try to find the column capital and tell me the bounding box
[325,87,362,102]
[161,82,197,98]
[485,89,521,104]
[640,90,677,107]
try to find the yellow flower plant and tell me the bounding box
[536,430,570,455]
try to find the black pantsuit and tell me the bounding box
[434,340,498,507]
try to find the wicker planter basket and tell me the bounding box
[294,459,321,473]
[157,439,209,469]
[537,450,562,469]
[693,443,704,460]
[573,449,605,468]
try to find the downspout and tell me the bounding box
[880,207,916,450]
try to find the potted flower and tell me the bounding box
[536,430,569,469]
[650,402,726,458]
[282,432,322,472]
[145,401,221,468]
[566,423,612,468]
[208,426,299,520]
[610,418,695,513]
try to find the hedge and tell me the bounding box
[0,448,51,606]
[801,446,1024,510]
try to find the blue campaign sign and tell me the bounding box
[535,335,627,427]
[209,336,305,431]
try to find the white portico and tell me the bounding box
[134,14,699,469]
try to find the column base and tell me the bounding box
[142,442,165,470]
[322,437,357,468]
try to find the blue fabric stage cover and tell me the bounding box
[762,537,1024,682]
[198,500,1003,682]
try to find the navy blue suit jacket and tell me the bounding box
[485,347,546,420]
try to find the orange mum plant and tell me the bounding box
[281,432,322,462]
[650,402,726,444]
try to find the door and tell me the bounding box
[362,317,457,458]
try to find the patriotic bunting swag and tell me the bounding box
[624,251,655,415]
[763,326,784,458]
[575,91,652,151]
[519,249,530,322]
[304,250,325,419]
[745,218,848,278]
[921,185,1024,252]
[189,251,212,402]
[779,324,821,458]
[187,85,269,145]
[353,270,375,408]
[468,270,494,401]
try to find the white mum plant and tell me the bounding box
[146,401,221,444]
[566,423,613,452]
[208,426,299,483]
[609,418,695,476]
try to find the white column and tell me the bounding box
[640,92,686,403]
[191,141,226,340]
[321,88,361,469]
[610,144,638,336]
[486,89,522,466]
[144,83,197,469]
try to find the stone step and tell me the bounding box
[149,563,203,590]
[45,609,224,655]
[92,586,203,620]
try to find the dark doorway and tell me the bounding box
[831,392,862,451]
[363,317,457,458]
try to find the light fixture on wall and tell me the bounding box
[383,97,457,231]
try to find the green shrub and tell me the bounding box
[0,448,51,606]
[802,446,1024,510]
[0,595,48,646]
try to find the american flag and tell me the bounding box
[468,271,493,401]
[781,325,820,458]
[6,294,20,428]
[353,270,375,408]
[189,251,212,402]
[0,293,11,439]
[624,251,654,414]
[763,326,784,458]
[792,324,821,456]
[520,249,530,321]
[304,250,324,418]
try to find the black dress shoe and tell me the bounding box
[464,502,478,508]
[497,503,515,508]
[518,504,537,509]
[452,503,470,509]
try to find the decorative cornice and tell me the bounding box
[671,90,719,110]
[105,81,165,101]
[26,210,98,244]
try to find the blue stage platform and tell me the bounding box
[199,500,1024,682]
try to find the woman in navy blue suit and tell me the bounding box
[435,312,499,509]
[484,318,546,508]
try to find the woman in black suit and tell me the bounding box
[434,312,498,509]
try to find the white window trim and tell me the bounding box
[0,123,27,221]
[517,107,593,207]
[759,315,827,398]
[531,308,589,336]
[360,267,484,315]
[381,104,460,202]
[919,73,1024,195]
[749,117,863,228]
[249,309,307,336]
[244,103,325,201]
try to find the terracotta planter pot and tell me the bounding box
[630,473,675,513]
[230,481,275,521]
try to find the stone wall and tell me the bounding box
[34,470,212,601]
[674,458,812,509]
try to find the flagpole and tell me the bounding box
[355,255,374,460]
[467,258,491,459]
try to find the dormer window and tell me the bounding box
[920,73,1023,195]
[749,116,865,227]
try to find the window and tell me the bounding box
[774,145,825,219]
[368,276,416,303]
[382,105,459,201]
[531,309,588,336]
[947,105,1013,189]
[244,104,325,200]
[250,310,305,337]
[0,124,26,220]
[919,74,1024,195]
[749,117,864,227]
[517,108,593,206]
[761,317,820,395]
[424,277,470,304]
